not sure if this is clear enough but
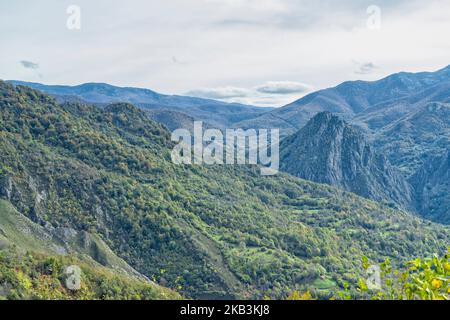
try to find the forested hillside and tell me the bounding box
[0,82,448,299]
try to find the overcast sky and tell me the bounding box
[1,0,450,106]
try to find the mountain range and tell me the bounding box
[1,64,450,300]
[1,81,449,300]
[6,66,450,223]
[244,65,449,221]
[236,64,450,135]
[7,81,273,130]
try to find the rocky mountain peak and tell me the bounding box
[280,112,413,209]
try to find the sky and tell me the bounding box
[1,0,450,107]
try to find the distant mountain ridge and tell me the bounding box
[7,80,272,129]
[236,65,450,135]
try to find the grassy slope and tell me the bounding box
[0,199,55,253]
[0,81,448,299]
[0,199,180,300]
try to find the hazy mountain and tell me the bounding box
[374,102,450,176]
[280,112,413,209]
[236,65,450,135]
[410,151,450,224]
[7,80,272,129]
[353,80,450,132]
[2,82,448,299]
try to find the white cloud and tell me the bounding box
[187,87,250,99]
[187,81,313,106]
[256,81,312,95]
[204,0,287,12]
